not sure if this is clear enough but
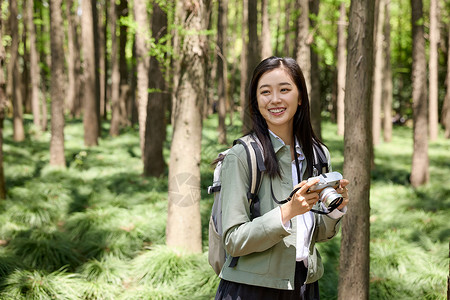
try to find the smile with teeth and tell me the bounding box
[268,108,286,115]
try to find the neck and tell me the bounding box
[269,126,294,146]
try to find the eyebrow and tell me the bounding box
[259,82,292,89]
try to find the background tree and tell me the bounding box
[82,0,100,146]
[428,0,439,141]
[217,0,228,144]
[0,4,6,199]
[8,0,24,142]
[26,0,42,132]
[336,1,347,136]
[166,0,212,253]
[143,1,168,177]
[49,0,66,167]
[261,0,272,59]
[443,21,450,139]
[382,0,393,142]
[239,0,249,133]
[295,0,311,94]
[110,0,122,137]
[338,0,375,299]
[410,0,429,187]
[309,0,321,139]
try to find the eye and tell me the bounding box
[280,88,290,93]
[260,90,270,95]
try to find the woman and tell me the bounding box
[215,57,350,300]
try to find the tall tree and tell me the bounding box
[0,4,7,199]
[26,0,42,131]
[143,2,168,177]
[166,0,211,253]
[110,0,123,137]
[295,0,311,94]
[372,0,385,146]
[118,0,130,125]
[81,0,100,146]
[309,0,321,139]
[338,0,374,299]
[443,22,450,139]
[240,0,250,133]
[428,0,440,141]
[284,0,293,57]
[133,0,149,156]
[49,0,66,167]
[382,0,393,142]
[336,1,347,136]
[261,0,272,59]
[410,0,429,187]
[66,0,83,118]
[8,0,25,142]
[217,0,228,144]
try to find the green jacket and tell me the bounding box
[219,134,343,290]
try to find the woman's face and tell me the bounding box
[256,67,300,134]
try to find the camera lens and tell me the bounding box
[319,187,343,210]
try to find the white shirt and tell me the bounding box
[269,131,345,265]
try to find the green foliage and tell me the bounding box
[1,116,449,299]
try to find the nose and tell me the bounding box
[270,91,282,104]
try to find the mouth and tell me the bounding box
[268,108,286,115]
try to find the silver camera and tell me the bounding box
[307,172,343,211]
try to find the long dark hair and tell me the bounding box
[247,56,325,178]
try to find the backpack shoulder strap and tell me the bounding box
[312,142,329,176]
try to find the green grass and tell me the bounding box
[0,114,449,299]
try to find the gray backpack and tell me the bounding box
[207,134,265,275]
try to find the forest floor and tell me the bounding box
[0,114,449,299]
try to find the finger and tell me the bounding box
[340,179,350,188]
[297,178,320,194]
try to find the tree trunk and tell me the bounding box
[118,0,130,125]
[372,0,385,146]
[309,0,321,139]
[410,0,429,187]
[428,0,440,141]
[295,0,311,95]
[166,0,211,254]
[217,0,228,144]
[132,0,149,156]
[98,2,106,120]
[336,2,347,136]
[443,22,450,139]
[261,0,272,59]
[66,0,82,118]
[240,0,250,133]
[338,0,374,299]
[82,0,100,146]
[110,0,122,137]
[49,0,66,167]
[143,2,170,177]
[284,0,293,57]
[8,0,25,142]
[143,2,168,177]
[26,0,42,131]
[38,3,49,131]
[382,0,393,142]
[0,5,7,199]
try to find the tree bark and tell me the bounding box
[261,0,272,59]
[372,0,385,146]
[410,0,429,187]
[284,0,293,57]
[217,0,228,144]
[309,0,321,139]
[98,2,106,119]
[336,2,347,136]
[143,2,168,177]
[132,0,149,157]
[110,0,122,137]
[338,0,374,299]
[0,4,7,199]
[8,0,25,142]
[81,0,100,146]
[166,0,211,254]
[118,0,130,125]
[295,0,311,95]
[382,0,393,142]
[443,22,450,139]
[49,0,66,167]
[428,0,440,141]
[66,0,83,118]
[26,0,42,131]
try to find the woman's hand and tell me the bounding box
[336,179,350,210]
[280,179,320,224]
